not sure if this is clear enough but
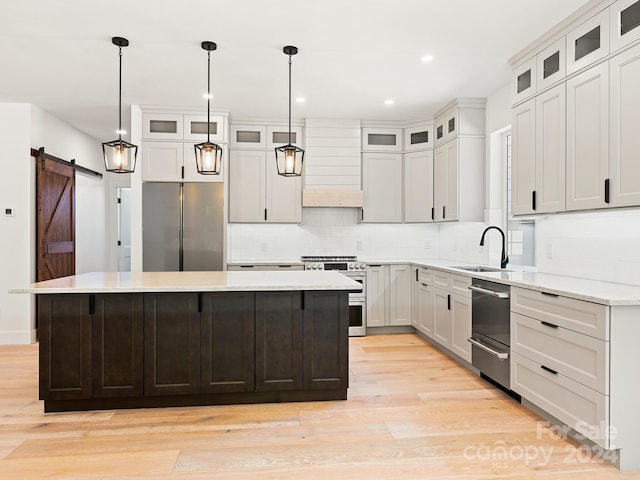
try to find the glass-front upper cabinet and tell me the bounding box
[362,128,403,152]
[142,113,184,140]
[266,125,303,150]
[610,0,640,51]
[183,114,225,144]
[536,38,566,91]
[404,124,434,151]
[567,9,610,75]
[511,57,537,105]
[230,125,267,149]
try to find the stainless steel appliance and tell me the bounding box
[468,278,512,391]
[143,183,224,271]
[301,256,366,336]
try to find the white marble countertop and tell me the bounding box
[360,258,640,306]
[10,271,362,294]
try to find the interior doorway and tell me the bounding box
[117,187,131,272]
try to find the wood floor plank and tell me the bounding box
[0,335,638,479]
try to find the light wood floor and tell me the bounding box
[1,334,639,479]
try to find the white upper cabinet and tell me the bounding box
[434,108,458,146]
[566,62,610,211]
[536,38,566,92]
[362,152,403,222]
[362,128,402,152]
[433,140,458,222]
[404,124,434,151]
[183,114,225,143]
[512,57,537,105]
[265,151,302,223]
[609,42,640,207]
[267,125,303,150]
[182,143,225,183]
[230,125,267,150]
[142,142,184,182]
[142,113,184,141]
[610,0,640,52]
[511,100,536,215]
[404,150,434,223]
[567,9,610,75]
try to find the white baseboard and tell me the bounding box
[0,329,37,345]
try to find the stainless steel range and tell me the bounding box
[301,256,367,336]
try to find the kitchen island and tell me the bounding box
[15,271,360,412]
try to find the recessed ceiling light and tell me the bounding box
[421,55,434,62]
[384,99,394,106]
[295,97,306,103]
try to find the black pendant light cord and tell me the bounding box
[118,46,123,141]
[288,53,292,145]
[207,50,211,143]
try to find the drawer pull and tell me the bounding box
[421,283,429,288]
[467,338,509,359]
[540,291,559,297]
[541,321,559,329]
[541,365,558,375]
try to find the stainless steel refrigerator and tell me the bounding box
[142,183,224,271]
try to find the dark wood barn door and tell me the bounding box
[36,150,76,281]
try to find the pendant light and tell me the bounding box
[194,41,223,175]
[102,37,137,173]
[275,46,304,177]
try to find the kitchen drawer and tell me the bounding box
[432,270,450,289]
[417,267,432,285]
[511,352,610,449]
[511,312,609,394]
[450,274,471,297]
[511,287,609,340]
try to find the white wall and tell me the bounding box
[0,104,35,344]
[229,208,440,262]
[0,104,108,344]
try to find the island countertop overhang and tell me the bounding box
[11,270,363,295]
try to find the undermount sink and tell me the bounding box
[449,265,509,273]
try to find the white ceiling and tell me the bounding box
[0,0,591,141]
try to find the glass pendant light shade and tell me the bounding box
[103,139,137,173]
[194,141,223,174]
[275,144,304,176]
[275,45,304,177]
[196,41,222,175]
[103,36,138,173]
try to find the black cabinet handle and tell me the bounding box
[181,166,185,179]
[361,209,364,221]
[541,365,558,375]
[540,291,559,297]
[264,209,267,221]
[421,283,429,288]
[447,294,451,310]
[541,321,558,329]
[198,293,203,313]
[431,207,434,221]
[532,190,537,211]
[605,178,610,204]
[415,268,419,282]
[301,291,305,310]
[442,206,446,219]
[89,295,95,315]
[369,264,382,267]
[240,265,254,269]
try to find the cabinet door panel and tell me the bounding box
[418,283,434,337]
[255,292,303,391]
[451,294,471,362]
[38,295,91,400]
[511,100,536,215]
[366,266,387,327]
[144,293,200,396]
[142,142,183,182]
[362,153,403,222]
[404,150,434,222]
[610,0,640,51]
[434,140,458,222]
[92,294,143,398]
[265,151,302,223]
[388,265,412,326]
[433,289,452,348]
[566,62,610,211]
[302,292,349,390]
[201,292,255,393]
[610,43,640,207]
[229,150,266,222]
[536,84,566,213]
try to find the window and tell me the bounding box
[505,133,536,267]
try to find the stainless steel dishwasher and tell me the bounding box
[468,279,511,391]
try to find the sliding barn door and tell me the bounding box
[36,151,76,281]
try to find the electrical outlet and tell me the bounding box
[546,243,553,259]
[356,240,363,250]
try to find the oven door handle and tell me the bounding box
[467,337,509,359]
[468,285,510,299]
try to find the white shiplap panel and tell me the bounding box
[306,146,362,157]
[305,156,361,167]
[305,118,361,129]
[305,127,361,139]
[305,165,361,176]
[304,175,362,187]
[305,136,361,148]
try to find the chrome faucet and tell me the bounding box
[479,226,509,269]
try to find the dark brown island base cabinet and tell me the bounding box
[38,290,348,412]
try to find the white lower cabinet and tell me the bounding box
[411,266,434,337]
[366,264,412,328]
